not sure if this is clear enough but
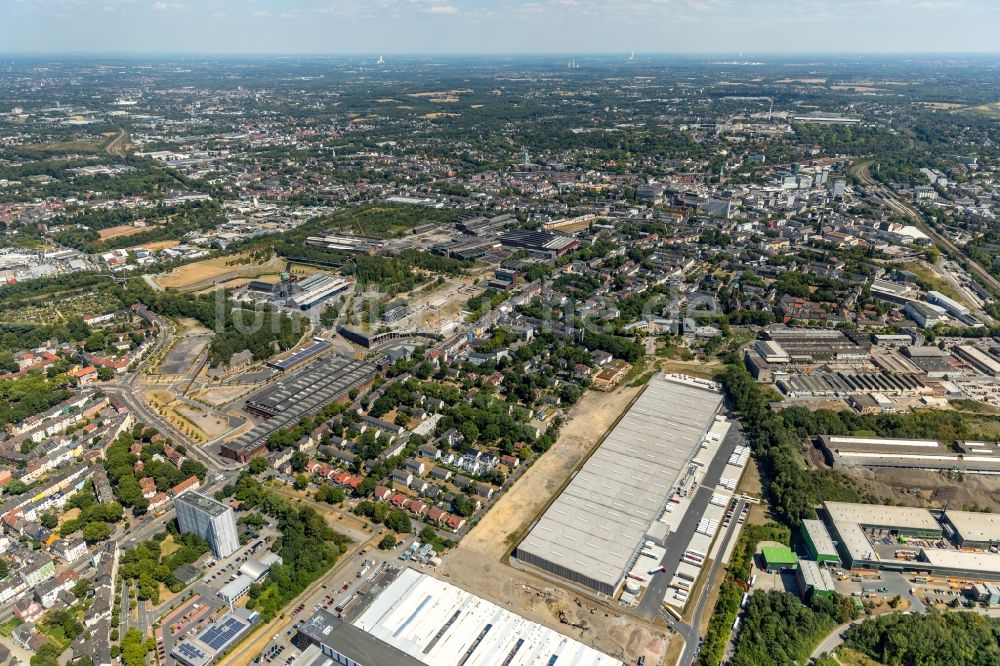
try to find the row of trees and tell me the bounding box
[698,523,790,666]
[720,362,868,525]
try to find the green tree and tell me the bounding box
[40,512,58,529]
[82,522,111,542]
[248,457,268,475]
[290,451,309,473]
[30,642,61,666]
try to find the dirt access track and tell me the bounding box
[435,382,673,664]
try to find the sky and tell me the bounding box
[1,0,999,55]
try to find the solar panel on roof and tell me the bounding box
[198,617,246,651]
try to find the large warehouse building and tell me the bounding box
[817,434,1000,474]
[820,501,1000,579]
[341,568,624,666]
[223,354,378,462]
[513,374,724,596]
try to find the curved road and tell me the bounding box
[810,619,865,661]
[106,128,127,157]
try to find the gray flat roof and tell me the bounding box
[176,491,229,518]
[824,501,943,564]
[798,559,835,591]
[246,355,377,414]
[234,354,378,453]
[945,510,1000,544]
[802,519,838,556]
[297,610,423,666]
[921,548,1000,575]
[825,502,940,532]
[516,374,723,592]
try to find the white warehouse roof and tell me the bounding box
[515,374,723,594]
[354,568,623,666]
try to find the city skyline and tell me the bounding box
[2,0,999,55]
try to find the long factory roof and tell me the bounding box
[353,568,623,666]
[516,374,723,592]
[802,519,838,556]
[944,510,1000,544]
[824,501,942,564]
[920,549,1000,575]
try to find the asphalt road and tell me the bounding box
[679,498,747,666]
[638,421,746,620]
[810,619,865,661]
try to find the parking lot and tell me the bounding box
[251,537,427,665]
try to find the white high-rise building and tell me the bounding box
[175,492,239,559]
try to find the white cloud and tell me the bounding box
[151,1,181,10]
[424,4,458,13]
[253,9,270,16]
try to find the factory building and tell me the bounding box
[304,234,383,253]
[927,290,969,318]
[348,569,623,666]
[288,274,351,310]
[777,372,927,399]
[796,560,836,601]
[817,435,1000,474]
[513,374,724,596]
[497,229,579,259]
[942,510,1000,550]
[762,545,798,572]
[801,519,841,565]
[820,502,1000,579]
[224,354,378,463]
[759,328,870,364]
[952,345,1000,377]
[753,339,789,364]
[904,300,945,328]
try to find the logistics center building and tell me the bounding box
[513,374,724,596]
[820,501,1000,579]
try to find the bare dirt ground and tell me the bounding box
[436,382,674,664]
[190,384,261,408]
[174,402,231,439]
[98,225,145,240]
[156,254,281,290]
[843,466,1000,511]
[659,358,724,380]
[158,335,210,375]
[802,438,1000,511]
[137,240,181,251]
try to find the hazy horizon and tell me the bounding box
[2,0,999,56]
